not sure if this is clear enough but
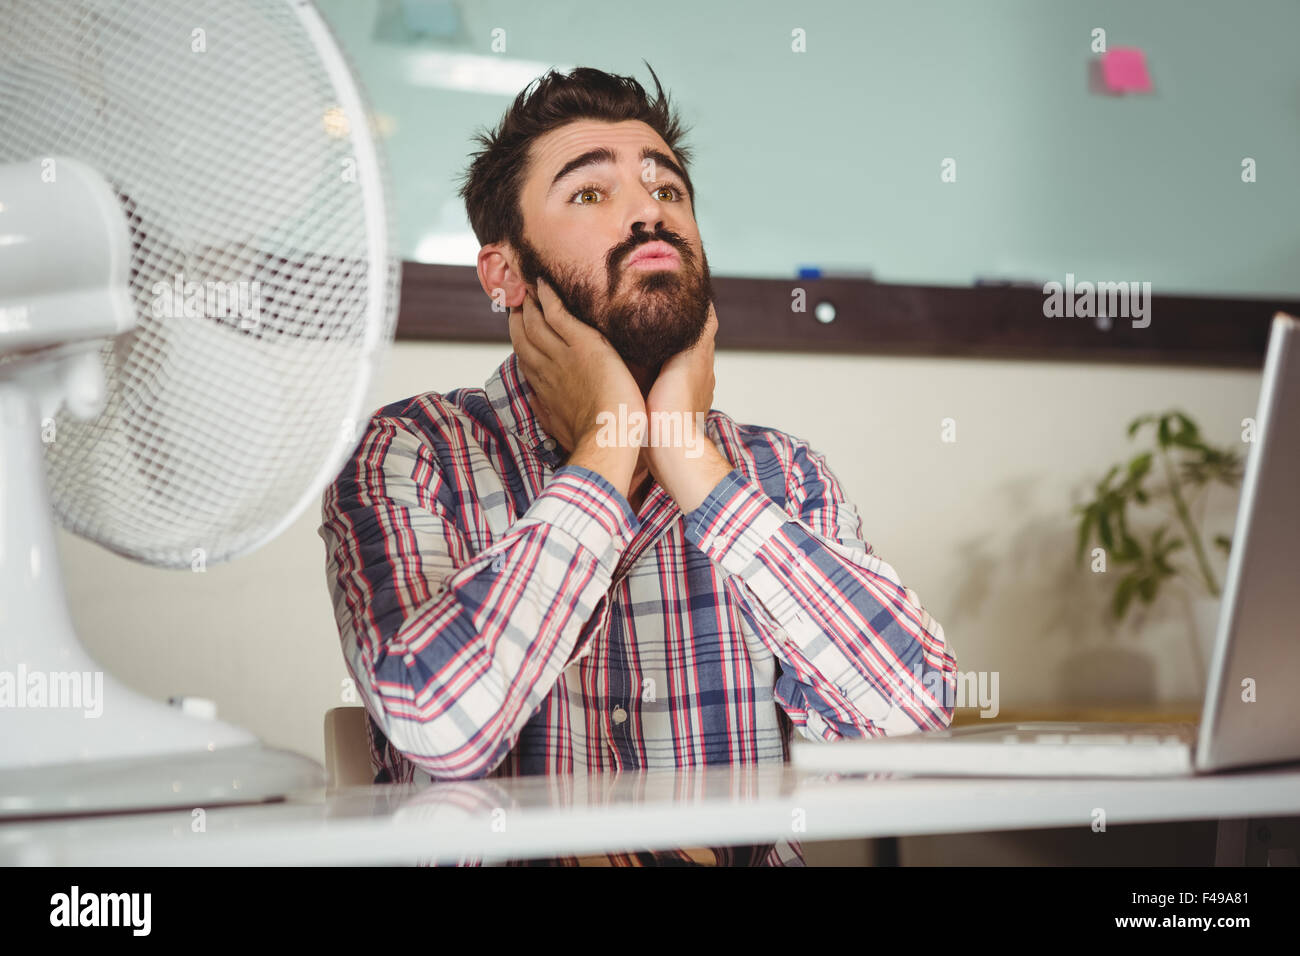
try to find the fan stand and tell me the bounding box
[0,346,324,819]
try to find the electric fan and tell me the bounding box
[0,0,399,817]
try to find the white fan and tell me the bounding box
[0,0,399,817]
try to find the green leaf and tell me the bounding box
[1157,416,1172,448]
[1210,450,1245,487]
[1113,575,1139,619]
[1127,414,1155,439]
[1075,508,1095,564]
[1173,411,1201,439]
[1127,452,1153,480]
[1214,534,1232,554]
[1169,430,1207,452]
[1137,576,1157,602]
[1098,510,1115,551]
[1154,542,1182,574]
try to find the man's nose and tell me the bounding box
[624,184,667,236]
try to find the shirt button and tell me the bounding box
[612,705,627,725]
[542,438,556,450]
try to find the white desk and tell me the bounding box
[4,764,1300,865]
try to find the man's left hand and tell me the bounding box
[645,302,734,512]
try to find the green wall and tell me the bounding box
[317,0,1300,297]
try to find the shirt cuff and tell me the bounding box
[519,464,639,576]
[681,469,788,574]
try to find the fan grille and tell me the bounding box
[0,0,399,566]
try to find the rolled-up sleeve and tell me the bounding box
[319,413,637,780]
[680,438,956,741]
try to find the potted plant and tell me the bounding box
[1073,410,1245,686]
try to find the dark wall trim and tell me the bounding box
[397,262,1298,368]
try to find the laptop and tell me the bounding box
[791,312,1300,778]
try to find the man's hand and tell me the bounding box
[508,277,643,499]
[644,302,734,512]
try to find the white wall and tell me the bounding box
[58,341,1260,765]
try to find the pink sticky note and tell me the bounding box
[1100,47,1152,93]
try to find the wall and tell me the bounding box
[58,339,1260,766]
[316,0,1300,296]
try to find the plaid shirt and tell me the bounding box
[319,351,957,866]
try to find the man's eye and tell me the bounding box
[569,183,682,204]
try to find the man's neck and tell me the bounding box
[546,359,658,510]
[624,361,658,511]
[625,361,657,396]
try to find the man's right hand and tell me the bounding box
[508,277,644,500]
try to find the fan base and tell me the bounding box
[0,743,324,822]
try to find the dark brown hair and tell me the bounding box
[457,62,696,250]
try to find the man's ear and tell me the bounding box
[476,243,528,313]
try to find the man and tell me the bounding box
[319,65,957,866]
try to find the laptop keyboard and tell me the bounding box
[990,723,1199,746]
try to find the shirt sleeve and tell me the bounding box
[680,437,957,741]
[319,414,637,780]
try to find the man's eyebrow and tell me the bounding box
[546,145,688,197]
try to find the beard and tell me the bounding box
[512,225,714,374]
